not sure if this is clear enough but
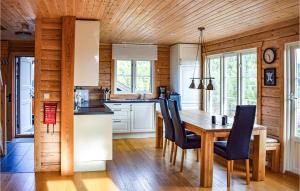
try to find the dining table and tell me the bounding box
[155,109,267,188]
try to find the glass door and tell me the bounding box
[287,42,300,175]
[15,56,35,136]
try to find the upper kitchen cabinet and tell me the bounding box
[170,44,201,110]
[74,20,100,86]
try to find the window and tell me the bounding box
[206,49,257,117]
[115,60,153,94]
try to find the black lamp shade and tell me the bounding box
[189,79,196,89]
[206,79,214,90]
[197,80,205,89]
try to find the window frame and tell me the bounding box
[205,48,257,116]
[114,59,154,94]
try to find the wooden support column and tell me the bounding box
[34,18,42,171]
[61,16,76,175]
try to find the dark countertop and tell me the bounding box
[74,104,114,115]
[74,99,158,115]
[104,98,159,104]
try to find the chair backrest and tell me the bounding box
[226,105,256,160]
[159,98,174,141]
[168,99,186,147]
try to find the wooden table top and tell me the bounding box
[157,109,266,133]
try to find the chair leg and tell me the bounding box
[231,160,234,172]
[173,145,177,166]
[227,160,231,187]
[163,138,167,157]
[180,149,185,172]
[245,159,250,185]
[170,142,174,163]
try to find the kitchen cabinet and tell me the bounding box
[131,103,155,132]
[109,103,131,133]
[105,102,155,133]
[74,114,112,171]
[170,44,201,110]
[74,20,100,86]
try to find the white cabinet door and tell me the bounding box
[131,103,154,132]
[74,20,100,86]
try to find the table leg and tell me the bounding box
[200,132,214,187]
[156,114,163,148]
[252,129,266,181]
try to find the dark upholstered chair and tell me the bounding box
[168,99,201,172]
[214,105,256,187]
[159,98,195,163]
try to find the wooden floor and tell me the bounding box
[0,138,299,191]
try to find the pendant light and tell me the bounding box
[189,27,214,90]
[189,27,202,89]
[206,58,214,90]
[197,79,205,89]
[189,79,196,89]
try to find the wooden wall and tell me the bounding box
[35,18,62,172]
[204,17,299,170]
[155,45,171,94]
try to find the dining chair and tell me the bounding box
[159,98,196,163]
[168,99,201,172]
[214,105,256,187]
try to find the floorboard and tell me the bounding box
[1,138,34,173]
[0,138,299,191]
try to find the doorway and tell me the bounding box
[285,41,300,175]
[15,56,35,137]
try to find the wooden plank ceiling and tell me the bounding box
[1,0,299,44]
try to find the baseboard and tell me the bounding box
[113,132,155,139]
[284,170,300,178]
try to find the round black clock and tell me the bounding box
[263,48,276,64]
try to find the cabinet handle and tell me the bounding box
[113,120,122,123]
[113,109,122,111]
[113,104,122,105]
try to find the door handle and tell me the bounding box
[288,93,298,100]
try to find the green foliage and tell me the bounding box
[116,60,152,93]
[207,52,257,117]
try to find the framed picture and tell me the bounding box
[264,68,276,86]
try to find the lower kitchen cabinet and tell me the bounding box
[112,119,131,133]
[131,103,155,132]
[105,102,155,133]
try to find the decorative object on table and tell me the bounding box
[222,115,228,125]
[263,48,276,64]
[212,115,216,124]
[264,68,276,86]
[189,27,214,90]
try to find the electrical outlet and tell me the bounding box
[44,93,50,100]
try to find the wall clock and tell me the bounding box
[263,48,276,64]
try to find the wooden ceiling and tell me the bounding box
[1,0,299,44]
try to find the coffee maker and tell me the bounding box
[158,86,167,98]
